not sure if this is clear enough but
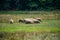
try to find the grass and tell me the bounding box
[0,13,59,23]
[0,20,60,32]
[0,11,60,32]
[0,11,60,14]
[0,11,60,40]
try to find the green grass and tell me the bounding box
[0,11,60,32]
[0,11,60,14]
[0,20,60,32]
[0,11,60,40]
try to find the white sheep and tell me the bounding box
[24,18,40,24]
[36,18,42,22]
[24,18,34,24]
[9,18,14,24]
[32,19,40,23]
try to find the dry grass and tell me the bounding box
[0,31,60,40]
[0,13,59,23]
[0,11,60,40]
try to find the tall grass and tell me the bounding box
[0,11,60,40]
[0,31,60,40]
[0,20,60,32]
[0,13,60,23]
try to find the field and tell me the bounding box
[0,20,60,32]
[0,11,60,40]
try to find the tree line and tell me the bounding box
[0,0,60,11]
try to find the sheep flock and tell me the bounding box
[9,18,42,24]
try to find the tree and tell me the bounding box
[0,0,60,10]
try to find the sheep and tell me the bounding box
[32,19,40,23]
[36,18,42,22]
[33,17,42,21]
[24,18,34,24]
[24,18,40,24]
[19,18,41,24]
[25,21,34,24]
[19,19,24,23]
[9,18,14,24]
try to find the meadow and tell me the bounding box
[0,11,60,40]
[0,20,60,32]
[0,11,60,32]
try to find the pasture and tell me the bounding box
[0,11,60,40]
[0,11,60,32]
[0,20,60,32]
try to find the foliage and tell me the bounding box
[0,0,60,11]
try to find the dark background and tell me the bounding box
[0,0,60,11]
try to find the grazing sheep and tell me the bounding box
[24,18,34,24]
[9,18,14,24]
[32,19,40,23]
[19,19,24,23]
[36,18,41,22]
[25,21,34,24]
[24,18,40,24]
[19,18,41,24]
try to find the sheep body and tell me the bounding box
[36,18,41,22]
[32,19,40,23]
[24,18,40,24]
[18,18,41,24]
[24,18,34,24]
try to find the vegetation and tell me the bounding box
[0,0,60,11]
[0,20,60,32]
[0,11,60,40]
[0,11,60,32]
[0,31,60,40]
